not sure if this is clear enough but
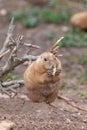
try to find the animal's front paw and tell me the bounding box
[55,69,61,75]
[47,69,61,76]
[47,69,53,77]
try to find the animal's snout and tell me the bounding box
[51,64,54,69]
[50,62,56,69]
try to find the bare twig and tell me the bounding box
[0,18,15,54]
[50,37,64,56]
[24,43,40,49]
[0,49,10,60]
[50,37,64,52]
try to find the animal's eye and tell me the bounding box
[44,58,48,61]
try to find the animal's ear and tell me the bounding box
[50,37,64,56]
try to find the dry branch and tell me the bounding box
[0,54,38,79]
[24,43,40,49]
[0,80,24,96]
[1,79,24,86]
[50,37,64,52]
[58,95,87,112]
[50,37,64,56]
[0,19,39,80]
[0,49,10,60]
[0,18,15,54]
[0,18,39,94]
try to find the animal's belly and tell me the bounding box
[39,83,58,96]
[27,82,59,103]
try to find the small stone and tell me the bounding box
[83,119,87,123]
[66,118,71,124]
[36,109,41,113]
[82,126,84,130]
[0,9,7,16]
[0,120,15,130]
[77,112,81,116]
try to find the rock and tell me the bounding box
[0,9,7,16]
[0,120,15,130]
[70,11,87,29]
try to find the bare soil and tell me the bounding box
[0,0,87,130]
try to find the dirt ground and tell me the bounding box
[0,0,87,130]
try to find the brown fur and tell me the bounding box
[70,11,87,29]
[24,52,62,103]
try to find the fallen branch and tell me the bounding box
[57,95,87,112]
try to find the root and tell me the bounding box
[57,95,87,112]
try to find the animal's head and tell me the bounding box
[35,37,63,76]
[36,52,61,76]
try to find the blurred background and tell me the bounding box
[0,0,87,103]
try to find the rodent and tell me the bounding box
[70,11,87,29]
[24,52,62,104]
